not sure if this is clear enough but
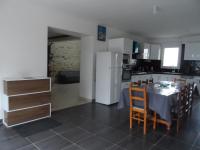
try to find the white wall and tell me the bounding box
[0,1,145,119]
[0,1,96,119]
[51,83,84,111]
[80,36,96,100]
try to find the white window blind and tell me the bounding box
[163,47,179,68]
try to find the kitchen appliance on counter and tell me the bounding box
[96,51,123,105]
[122,58,137,81]
[123,53,130,64]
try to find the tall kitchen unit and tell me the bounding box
[96,51,123,105]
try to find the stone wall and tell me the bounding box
[49,39,80,81]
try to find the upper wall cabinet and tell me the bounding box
[141,43,161,60]
[149,44,161,60]
[142,43,150,59]
[184,42,200,60]
[108,38,132,54]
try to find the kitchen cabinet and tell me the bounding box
[142,43,150,59]
[140,43,161,60]
[131,75,139,82]
[169,75,181,81]
[108,38,132,54]
[184,42,200,60]
[150,44,161,60]
[152,74,161,82]
[131,74,152,82]
[153,74,181,82]
[160,75,168,81]
[131,74,181,82]
[121,82,130,90]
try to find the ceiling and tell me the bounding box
[30,0,200,38]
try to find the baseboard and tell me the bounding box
[79,97,93,102]
[51,97,93,112]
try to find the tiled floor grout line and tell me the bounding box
[15,144,34,150]
[76,126,94,134]
[92,129,127,145]
[76,124,146,149]
[165,132,199,147]
[1,134,19,141]
[149,134,167,150]
[105,144,127,150]
[27,134,57,144]
[104,132,133,150]
[52,126,126,150]
[60,143,84,150]
[191,132,200,147]
[25,137,41,150]
[51,129,86,150]
[2,100,200,150]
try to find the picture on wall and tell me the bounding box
[97,25,106,41]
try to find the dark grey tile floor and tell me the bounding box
[1,97,200,150]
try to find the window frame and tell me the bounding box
[161,45,181,69]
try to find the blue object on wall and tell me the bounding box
[133,41,140,53]
[97,25,106,41]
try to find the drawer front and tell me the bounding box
[4,79,50,95]
[9,92,51,110]
[4,104,50,126]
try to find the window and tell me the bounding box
[163,47,179,68]
[143,48,149,59]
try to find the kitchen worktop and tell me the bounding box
[122,72,197,82]
[131,71,200,76]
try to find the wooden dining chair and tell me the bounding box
[185,83,194,116]
[129,83,156,135]
[133,80,141,86]
[142,79,148,85]
[148,78,153,84]
[172,87,187,132]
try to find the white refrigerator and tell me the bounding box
[95,51,123,105]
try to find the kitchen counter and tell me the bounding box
[132,71,200,76]
[121,72,200,96]
[122,71,200,84]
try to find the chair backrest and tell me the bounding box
[176,86,187,118]
[142,79,148,85]
[129,82,147,110]
[188,83,194,108]
[133,80,141,86]
[148,78,153,84]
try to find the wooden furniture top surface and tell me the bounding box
[4,78,51,96]
[4,77,50,81]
